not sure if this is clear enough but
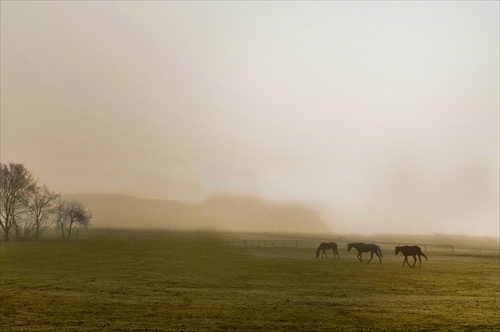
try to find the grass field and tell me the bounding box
[1,229,499,331]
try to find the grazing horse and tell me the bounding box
[395,245,428,268]
[316,242,340,259]
[347,242,383,263]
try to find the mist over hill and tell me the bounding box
[64,194,330,233]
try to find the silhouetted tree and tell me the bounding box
[0,163,37,242]
[55,199,92,240]
[24,185,60,240]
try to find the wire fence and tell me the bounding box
[226,239,499,256]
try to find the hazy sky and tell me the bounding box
[1,1,499,236]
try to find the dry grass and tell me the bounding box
[1,229,499,331]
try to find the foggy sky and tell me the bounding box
[1,2,499,236]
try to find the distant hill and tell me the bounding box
[64,193,330,233]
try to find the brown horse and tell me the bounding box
[316,242,340,259]
[347,242,383,263]
[395,245,428,267]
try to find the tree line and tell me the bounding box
[0,163,92,242]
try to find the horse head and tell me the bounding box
[395,246,401,255]
[347,243,352,252]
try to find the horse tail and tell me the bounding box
[420,248,428,260]
[378,246,383,258]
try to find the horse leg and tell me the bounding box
[403,256,410,267]
[332,249,338,259]
[368,252,374,263]
[357,252,362,262]
[412,255,417,268]
[376,252,382,263]
[418,254,422,267]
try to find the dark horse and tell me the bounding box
[395,245,428,267]
[347,243,383,263]
[316,242,340,259]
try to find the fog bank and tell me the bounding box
[2,2,498,237]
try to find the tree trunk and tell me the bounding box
[4,228,11,242]
[1,214,12,242]
[67,220,74,241]
[34,217,40,241]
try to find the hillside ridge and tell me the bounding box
[64,193,330,233]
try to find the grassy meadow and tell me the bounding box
[1,229,499,331]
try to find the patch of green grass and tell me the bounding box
[1,229,499,331]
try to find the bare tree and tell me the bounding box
[0,163,37,242]
[55,199,92,240]
[12,210,33,241]
[23,185,60,240]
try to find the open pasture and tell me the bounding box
[1,229,499,331]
